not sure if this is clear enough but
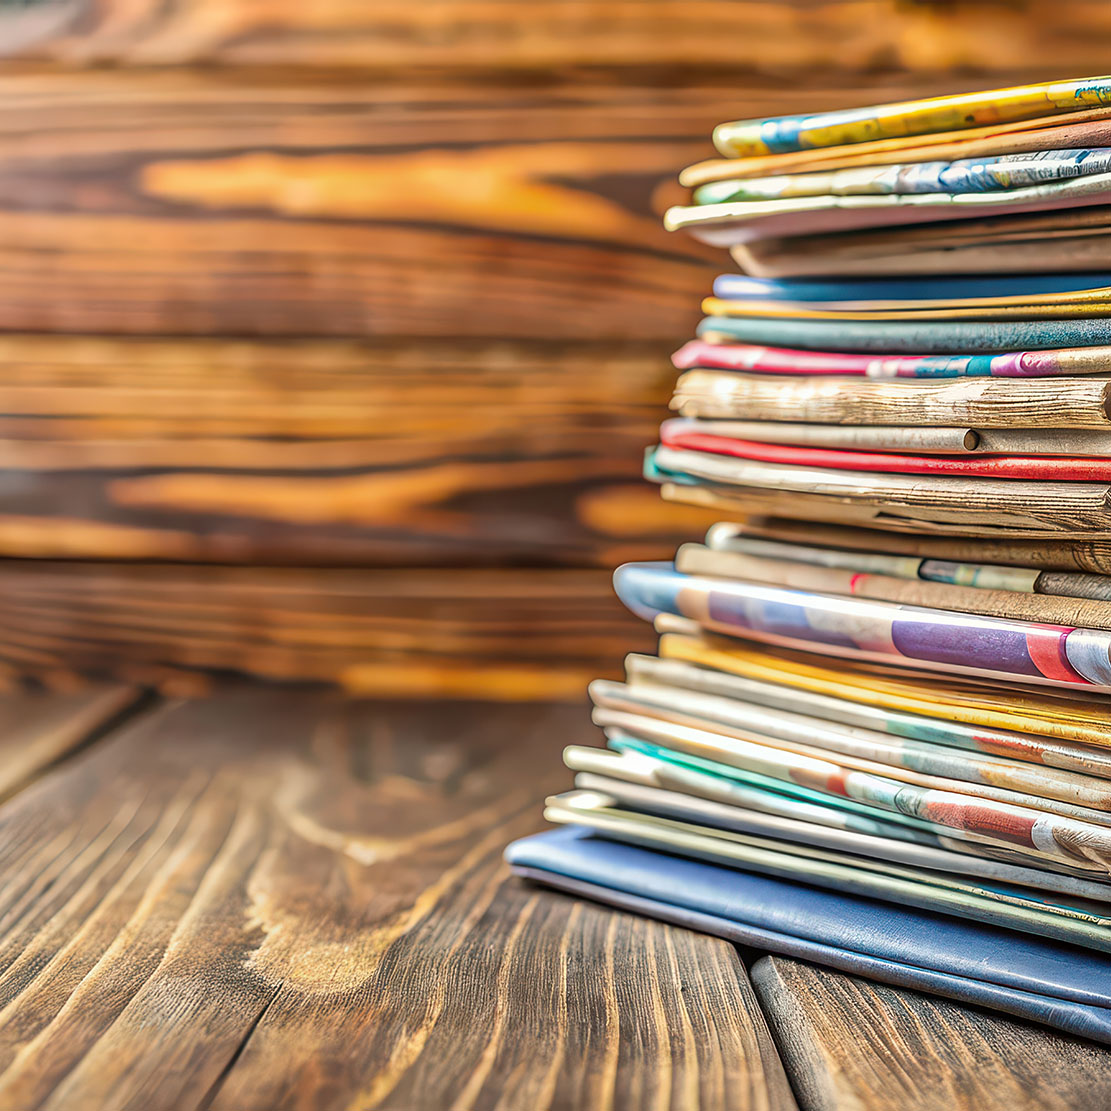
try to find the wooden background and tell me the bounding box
[0,0,1105,693]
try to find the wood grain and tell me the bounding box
[0,336,718,565]
[0,691,795,1110]
[0,71,726,340]
[5,0,1111,74]
[751,956,1111,1111]
[0,683,141,800]
[0,563,653,697]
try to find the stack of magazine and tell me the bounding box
[507,76,1111,1043]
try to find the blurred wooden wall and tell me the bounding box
[0,0,1103,695]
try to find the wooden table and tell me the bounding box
[2,684,1110,1111]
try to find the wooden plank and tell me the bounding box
[5,1,1111,74]
[0,692,795,1110]
[0,684,141,799]
[751,956,1111,1111]
[0,563,653,697]
[0,336,718,565]
[0,71,724,340]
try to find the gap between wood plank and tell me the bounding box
[0,686,160,805]
[195,979,286,1111]
[750,955,1111,1111]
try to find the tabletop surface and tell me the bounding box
[1,684,1109,1111]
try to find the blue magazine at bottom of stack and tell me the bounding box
[505,827,1111,1044]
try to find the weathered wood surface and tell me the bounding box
[0,72,724,340]
[5,0,1110,74]
[751,956,1111,1111]
[0,691,795,1110]
[2,688,1110,1109]
[0,563,653,697]
[0,683,139,800]
[0,336,717,565]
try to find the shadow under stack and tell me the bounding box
[508,76,1111,1044]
